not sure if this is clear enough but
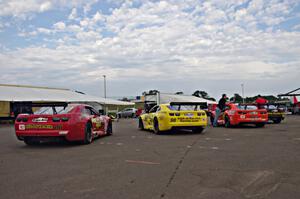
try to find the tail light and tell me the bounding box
[16,118,28,122]
[52,117,60,122]
[61,117,69,122]
[52,117,69,122]
[197,112,206,116]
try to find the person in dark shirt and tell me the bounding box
[213,94,227,127]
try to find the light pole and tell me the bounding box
[241,83,245,103]
[103,75,106,98]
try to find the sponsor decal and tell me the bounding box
[25,124,63,130]
[32,117,48,122]
[179,118,200,122]
[92,118,102,128]
[19,124,25,130]
[184,113,194,117]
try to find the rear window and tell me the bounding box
[168,105,201,111]
[34,105,74,115]
[238,105,258,110]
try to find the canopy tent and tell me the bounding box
[278,88,300,104]
[145,93,217,104]
[0,84,134,106]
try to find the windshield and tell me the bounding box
[238,105,258,110]
[34,105,74,115]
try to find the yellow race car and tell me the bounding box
[138,102,207,134]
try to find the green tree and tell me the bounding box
[193,90,216,101]
[230,93,243,103]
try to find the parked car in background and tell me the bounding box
[209,103,268,128]
[138,102,207,134]
[117,108,139,118]
[15,103,112,145]
[263,104,286,124]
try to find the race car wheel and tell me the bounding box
[224,116,231,128]
[210,116,214,125]
[193,127,204,134]
[273,118,282,124]
[153,118,160,134]
[117,114,121,118]
[106,122,113,136]
[138,118,144,130]
[83,122,93,144]
[24,138,40,146]
[256,123,265,128]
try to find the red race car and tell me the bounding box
[209,103,268,128]
[15,103,112,145]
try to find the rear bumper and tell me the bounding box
[160,119,207,131]
[16,130,71,141]
[231,118,268,125]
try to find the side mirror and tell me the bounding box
[98,109,104,115]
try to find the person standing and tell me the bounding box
[255,95,268,109]
[213,94,227,127]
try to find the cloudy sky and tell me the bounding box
[0,0,299,99]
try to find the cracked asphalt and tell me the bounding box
[1,116,300,199]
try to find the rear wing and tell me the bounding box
[169,102,208,109]
[30,102,69,107]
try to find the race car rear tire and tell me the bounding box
[138,118,144,130]
[106,122,113,136]
[153,118,160,134]
[273,118,282,124]
[210,116,214,126]
[224,116,231,128]
[24,138,40,146]
[256,123,265,128]
[83,122,93,144]
[193,127,204,134]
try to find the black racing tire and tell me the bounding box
[153,118,160,134]
[117,114,121,119]
[273,118,282,124]
[83,122,93,144]
[24,137,40,146]
[106,122,113,136]
[224,116,231,128]
[131,113,135,118]
[210,116,215,126]
[256,123,265,128]
[138,118,144,130]
[193,127,204,134]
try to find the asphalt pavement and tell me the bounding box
[1,116,300,199]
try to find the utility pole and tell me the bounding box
[241,83,245,103]
[103,75,106,98]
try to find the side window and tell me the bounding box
[82,108,92,116]
[156,107,161,112]
[90,108,98,116]
[149,105,158,113]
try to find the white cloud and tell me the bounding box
[1,0,300,96]
[68,8,77,20]
[53,21,66,30]
[0,0,99,18]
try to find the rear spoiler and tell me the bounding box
[30,102,69,107]
[170,102,208,109]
